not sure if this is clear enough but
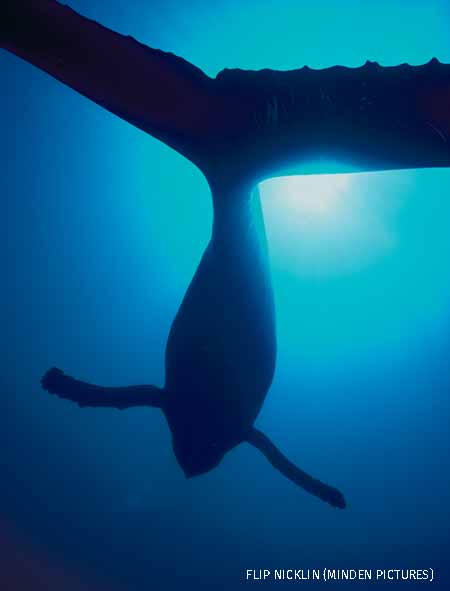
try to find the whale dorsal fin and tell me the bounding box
[246,427,346,509]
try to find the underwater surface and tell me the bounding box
[2,0,450,588]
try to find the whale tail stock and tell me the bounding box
[246,427,346,509]
[4,2,450,183]
[41,367,165,409]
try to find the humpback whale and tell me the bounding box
[4,0,450,509]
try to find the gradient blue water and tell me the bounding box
[2,0,450,589]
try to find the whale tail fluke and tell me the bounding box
[246,427,346,509]
[41,367,165,410]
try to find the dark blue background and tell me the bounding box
[1,0,450,589]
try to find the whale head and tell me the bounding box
[172,431,227,477]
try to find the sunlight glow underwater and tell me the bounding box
[259,170,402,276]
[259,167,450,365]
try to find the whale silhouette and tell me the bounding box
[40,176,344,508]
[5,1,450,509]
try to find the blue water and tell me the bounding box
[2,0,450,589]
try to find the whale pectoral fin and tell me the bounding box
[1,1,222,165]
[41,367,165,410]
[246,427,346,509]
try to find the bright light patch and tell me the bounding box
[263,174,351,218]
[259,171,410,277]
